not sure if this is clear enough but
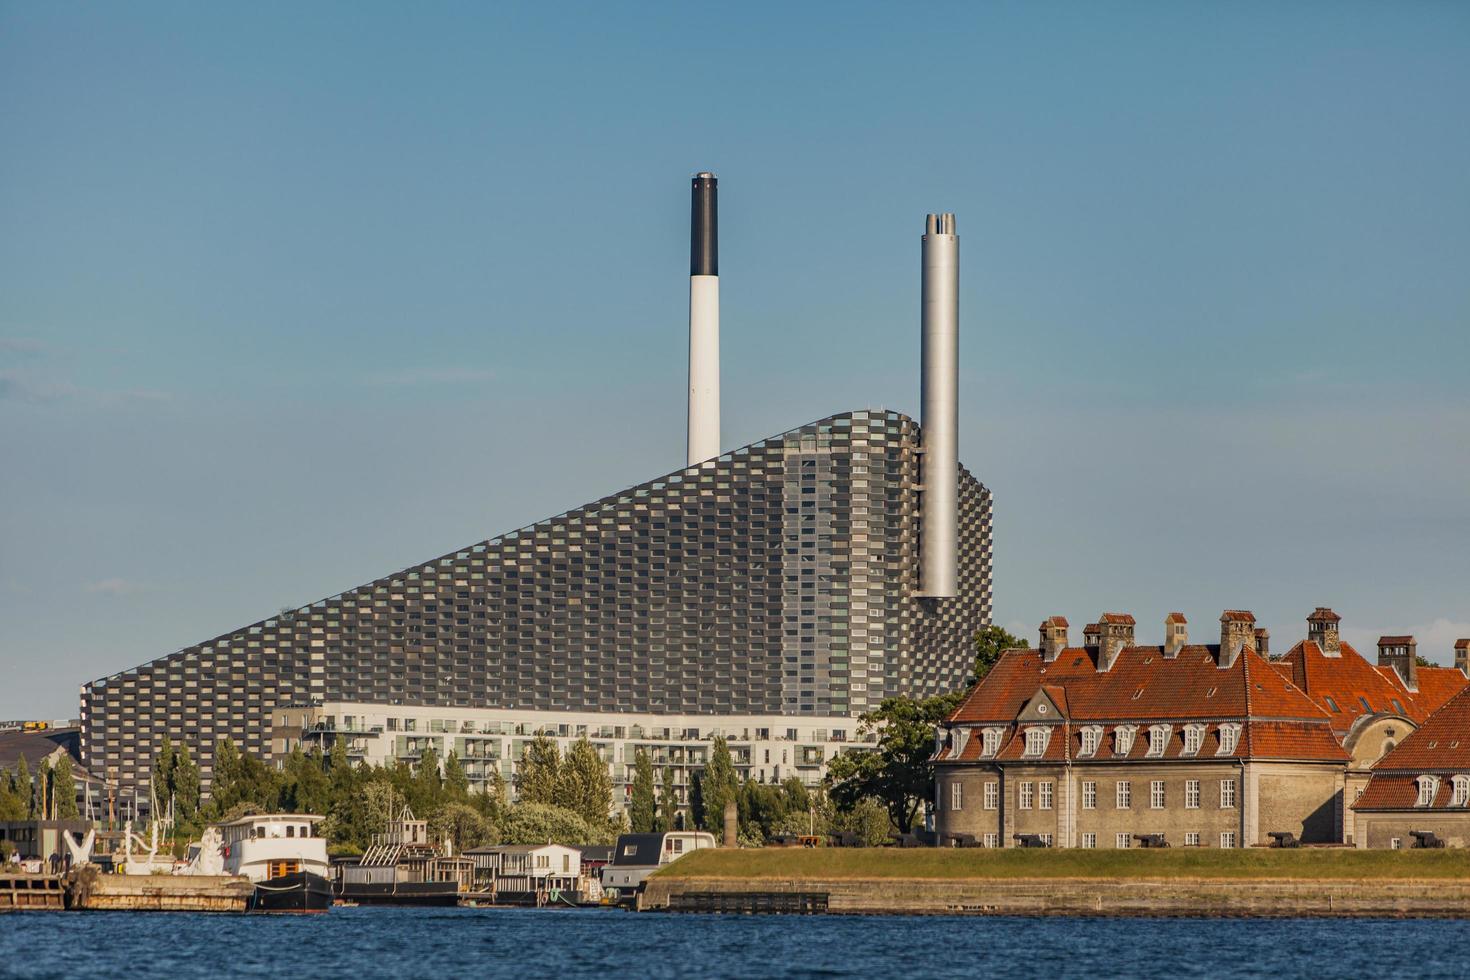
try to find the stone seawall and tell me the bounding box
[641,876,1470,917]
[66,870,253,912]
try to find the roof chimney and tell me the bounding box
[1039,617,1069,663]
[1377,635,1418,691]
[686,172,720,466]
[1307,607,1342,656]
[1163,613,1188,658]
[1254,627,1271,659]
[917,212,959,598]
[1457,639,1470,678]
[1219,610,1256,669]
[1096,613,1135,672]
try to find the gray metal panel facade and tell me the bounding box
[80,410,993,791]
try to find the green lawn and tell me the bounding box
[655,846,1470,880]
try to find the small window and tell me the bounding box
[1220,832,1236,849]
[1325,697,1340,713]
[622,845,638,857]
[1024,728,1050,757]
[1220,779,1237,809]
[1391,699,1405,715]
[1452,776,1470,807]
[950,782,963,811]
[1080,727,1101,757]
[1183,725,1205,756]
[1217,725,1241,756]
[1359,696,1372,712]
[1184,832,1200,847]
[1116,832,1132,849]
[1019,781,1035,809]
[1081,833,1096,849]
[1116,781,1132,809]
[983,781,999,810]
[1185,779,1201,810]
[981,729,1002,757]
[983,833,998,848]
[1039,781,1053,810]
[1147,726,1170,758]
[1082,781,1097,810]
[1391,837,1403,850]
[286,825,295,838]
[1150,780,1166,809]
[1416,776,1439,807]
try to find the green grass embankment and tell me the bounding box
[656,847,1470,880]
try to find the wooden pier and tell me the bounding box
[0,874,66,910]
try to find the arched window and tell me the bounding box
[1416,775,1440,807]
[1452,776,1470,808]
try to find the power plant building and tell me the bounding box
[79,178,995,798]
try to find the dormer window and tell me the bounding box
[1114,726,1137,756]
[1217,724,1242,756]
[1416,775,1440,807]
[1079,726,1103,758]
[1147,725,1171,757]
[981,728,1002,757]
[1453,776,1470,808]
[1183,724,1206,756]
[1023,727,1051,758]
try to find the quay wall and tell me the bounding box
[640,876,1470,917]
[66,870,253,912]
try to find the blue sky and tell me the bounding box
[3,2,1468,719]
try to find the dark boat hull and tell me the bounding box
[249,871,333,913]
[335,880,462,906]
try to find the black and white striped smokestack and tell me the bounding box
[687,172,720,466]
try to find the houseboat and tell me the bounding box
[216,814,332,912]
[335,806,472,905]
[601,831,717,902]
[463,843,599,906]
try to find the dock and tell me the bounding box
[0,874,66,910]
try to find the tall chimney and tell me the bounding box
[1096,613,1136,672]
[918,213,959,597]
[1456,639,1470,678]
[1039,617,1069,663]
[1163,613,1188,658]
[1219,610,1256,669]
[686,172,720,466]
[1377,635,1418,691]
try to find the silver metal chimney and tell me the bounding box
[687,172,720,466]
[919,213,958,597]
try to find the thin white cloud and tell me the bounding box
[84,578,155,596]
[365,366,497,387]
[0,369,170,405]
[0,338,45,354]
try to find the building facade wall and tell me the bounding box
[1252,764,1344,844]
[1356,813,1470,849]
[81,410,994,792]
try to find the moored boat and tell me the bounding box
[215,814,333,913]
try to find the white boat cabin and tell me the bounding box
[215,814,330,883]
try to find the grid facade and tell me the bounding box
[80,410,993,790]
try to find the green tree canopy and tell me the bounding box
[442,751,470,801]
[825,691,965,833]
[656,764,679,831]
[515,736,561,806]
[974,624,1028,682]
[697,736,738,834]
[52,755,79,819]
[559,738,613,830]
[629,749,656,833]
[501,802,609,846]
[429,801,497,851]
[172,745,201,822]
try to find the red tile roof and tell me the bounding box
[1369,686,1470,772]
[1221,610,1256,623]
[940,643,1344,765]
[1377,635,1415,645]
[1044,616,1070,628]
[1099,613,1136,625]
[1272,639,1467,736]
[1165,612,1187,624]
[1457,639,1470,652]
[1308,607,1342,622]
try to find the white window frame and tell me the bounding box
[1220,778,1237,809]
[1183,724,1206,757]
[950,781,963,811]
[1453,775,1470,807]
[1023,727,1050,758]
[1116,832,1132,849]
[1184,832,1200,847]
[1082,780,1097,810]
[1038,833,1054,847]
[1217,724,1242,756]
[1185,779,1200,810]
[1116,780,1132,809]
[983,833,998,849]
[1147,724,1171,758]
[1150,780,1166,809]
[1080,726,1102,758]
[1115,726,1137,757]
[981,728,1002,757]
[1416,775,1440,807]
[1390,837,1402,850]
[983,781,999,810]
[1019,781,1035,809]
[1081,833,1097,849]
[1220,831,1236,849]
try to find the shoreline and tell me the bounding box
[640,874,1470,917]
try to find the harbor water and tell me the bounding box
[5,907,1467,979]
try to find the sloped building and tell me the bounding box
[1353,685,1470,848]
[81,409,993,792]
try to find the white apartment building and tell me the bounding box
[270,701,875,816]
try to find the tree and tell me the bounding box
[559,738,613,829]
[442,751,470,801]
[36,759,52,820]
[0,764,27,821]
[696,736,738,834]
[52,756,79,819]
[501,802,608,846]
[829,796,891,847]
[429,801,496,851]
[209,738,242,810]
[14,756,32,818]
[515,736,561,806]
[409,747,443,814]
[629,750,656,833]
[657,764,679,831]
[974,625,1028,683]
[151,735,176,815]
[172,745,201,822]
[826,691,965,833]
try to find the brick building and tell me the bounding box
[934,611,1347,848]
[1353,684,1470,848]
